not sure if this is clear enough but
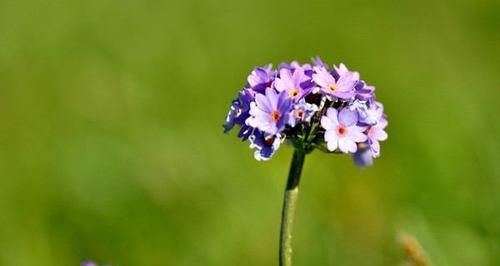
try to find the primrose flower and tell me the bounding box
[312,66,357,99]
[321,108,367,153]
[275,67,312,101]
[367,116,388,157]
[247,65,276,93]
[223,57,388,165]
[288,99,318,127]
[81,261,98,266]
[353,143,374,168]
[246,88,292,135]
[224,89,254,133]
[249,130,282,161]
[349,100,381,126]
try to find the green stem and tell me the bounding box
[279,149,306,266]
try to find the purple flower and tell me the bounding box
[224,89,254,133]
[333,63,360,81]
[355,82,375,100]
[367,117,388,157]
[249,130,282,161]
[349,100,382,126]
[352,143,373,168]
[275,67,312,101]
[246,88,292,135]
[288,99,318,127]
[312,66,356,99]
[247,65,276,93]
[321,108,367,153]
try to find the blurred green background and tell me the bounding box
[0,0,499,265]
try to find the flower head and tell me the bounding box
[223,58,388,165]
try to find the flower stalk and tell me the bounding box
[279,148,306,266]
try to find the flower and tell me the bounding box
[367,116,388,157]
[246,88,292,135]
[247,65,276,93]
[249,130,282,161]
[355,82,375,100]
[275,67,312,101]
[312,66,356,99]
[321,108,367,153]
[223,58,388,165]
[349,100,381,126]
[333,63,360,81]
[224,89,254,133]
[81,261,98,266]
[352,143,373,168]
[288,99,318,127]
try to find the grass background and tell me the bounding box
[0,0,499,265]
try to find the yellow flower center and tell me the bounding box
[329,84,337,91]
[289,89,299,98]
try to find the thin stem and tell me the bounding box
[279,149,306,266]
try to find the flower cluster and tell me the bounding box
[223,57,388,167]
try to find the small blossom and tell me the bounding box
[367,117,388,157]
[349,100,381,126]
[355,81,375,100]
[81,261,98,266]
[288,99,318,127]
[312,66,356,99]
[352,143,374,168]
[224,89,254,133]
[321,108,367,153]
[247,65,276,93]
[275,67,312,101]
[333,63,360,81]
[246,88,292,135]
[249,130,282,161]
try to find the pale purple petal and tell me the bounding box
[338,108,358,126]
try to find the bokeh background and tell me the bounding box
[0,0,499,265]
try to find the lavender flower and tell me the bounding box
[275,67,311,101]
[247,65,276,93]
[288,99,318,127]
[249,130,282,161]
[321,108,367,153]
[367,116,388,157]
[224,89,254,133]
[246,88,292,135]
[352,143,374,168]
[223,57,388,165]
[312,66,357,99]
